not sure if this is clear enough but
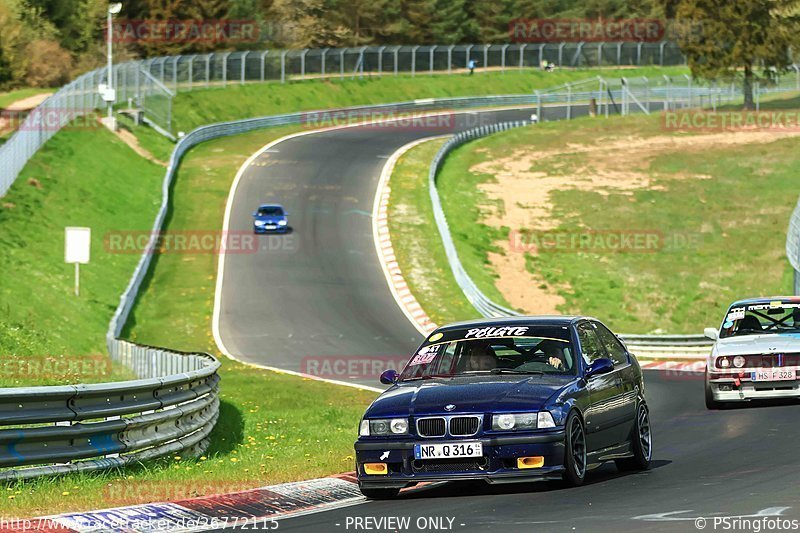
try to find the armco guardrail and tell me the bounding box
[0,341,219,481]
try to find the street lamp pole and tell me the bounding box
[106,3,122,125]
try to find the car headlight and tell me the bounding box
[359,418,409,436]
[254,220,266,226]
[733,355,746,368]
[492,412,541,431]
[278,220,288,226]
[718,357,730,368]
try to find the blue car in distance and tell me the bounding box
[252,204,289,234]
[354,316,652,499]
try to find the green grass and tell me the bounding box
[428,97,800,334]
[172,67,688,132]
[0,88,53,109]
[0,125,376,518]
[388,139,482,326]
[0,122,165,386]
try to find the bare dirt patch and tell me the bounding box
[115,128,167,167]
[472,130,800,314]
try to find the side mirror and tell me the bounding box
[704,327,718,340]
[380,369,398,385]
[284,211,289,216]
[586,358,614,378]
[252,212,258,217]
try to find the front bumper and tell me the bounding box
[254,224,288,234]
[707,369,800,402]
[355,430,565,489]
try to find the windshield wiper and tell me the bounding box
[489,368,545,375]
[401,374,452,382]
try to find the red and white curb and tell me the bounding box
[372,137,449,337]
[16,474,363,532]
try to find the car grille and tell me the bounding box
[412,458,488,473]
[417,417,446,437]
[449,416,481,436]
[416,415,482,437]
[733,353,800,368]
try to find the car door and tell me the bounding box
[592,321,638,447]
[576,321,619,452]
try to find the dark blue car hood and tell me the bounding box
[365,375,574,418]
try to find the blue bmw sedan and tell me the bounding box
[354,316,652,499]
[252,204,289,234]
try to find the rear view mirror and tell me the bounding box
[380,369,398,385]
[704,327,718,340]
[586,358,614,378]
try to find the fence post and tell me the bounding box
[643,76,649,112]
[205,54,211,89]
[538,43,545,67]
[260,50,268,82]
[566,82,572,119]
[241,51,248,85]
[558,42,565,66]
[187,55,195,89]
[685,74,692,108]
[340,49,346,79]
[617,43,622,65]
[394,47,399,76]
[659,41,666,66]
[535,90,541,121]
[597,42,603,66]
[636,43,643,65]
[429,46,435,75]
[465,44,474,72]
[411,45,420,76]
[222,52,231,87]
[320,48,327,78]
[377,45,385,75]
[664,75,671,111]
[483,44,489,72]
[301,48,308,80]
[501,44,509,73]
[448,45,455,73]
[795,64,799,90]
[281,50,287,83]
[519,44,526,70]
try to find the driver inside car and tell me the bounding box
[538,340,568,371]
[465,341,497,371]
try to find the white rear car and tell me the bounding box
[704,297,800,409]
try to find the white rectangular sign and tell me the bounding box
[65,227,91,264]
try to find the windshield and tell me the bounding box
[257,206,283,216]
[399,326,576,380]
[719,301,800,338]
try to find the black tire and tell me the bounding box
[705,373,723,410]
[562,411,587,486]
[616,402,652,471]
[359,487,400,500]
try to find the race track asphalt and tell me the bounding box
[274,369,800,532]
[216,107,538,387]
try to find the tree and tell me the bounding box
[666,0,800,109]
